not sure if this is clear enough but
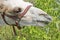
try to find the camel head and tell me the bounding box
[0,0,52,27]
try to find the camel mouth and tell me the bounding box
[36,16,52,25]
[36,20,50,25]
[36,20,52,27]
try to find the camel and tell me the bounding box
[0,0,52,35]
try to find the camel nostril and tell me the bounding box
[46,16,52,21]
[13,7,21,13]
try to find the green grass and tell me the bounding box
[0,0,60,40]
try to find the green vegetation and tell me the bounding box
[0,0,60,40]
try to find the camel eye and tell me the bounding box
[13,7,21,13]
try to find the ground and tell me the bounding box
[0,0,60,40]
